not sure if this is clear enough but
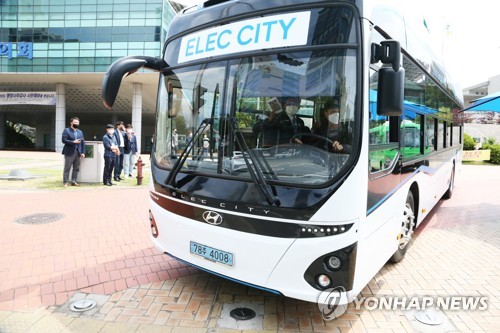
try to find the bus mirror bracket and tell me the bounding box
[371,40,400,71]
[371,40,404,117]
[102,55,166,109]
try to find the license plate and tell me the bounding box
[190,241,234,266]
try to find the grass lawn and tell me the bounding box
[0,167,151,190]
[462,161,496,166]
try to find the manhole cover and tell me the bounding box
[15,213,64,225]
[69,299,97,312]
[414,308,445,325]
[230,307,256,321]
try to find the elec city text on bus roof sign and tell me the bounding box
[178,12,311,64]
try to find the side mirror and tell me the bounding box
[371,40,404,117]
[102,56,166,109]
[377,66,404,116]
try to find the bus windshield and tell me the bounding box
[154,8,358,186]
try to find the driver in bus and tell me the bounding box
[310,100,344,152]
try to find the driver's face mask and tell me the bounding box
[328,112,340,125]
[286,105,299,116]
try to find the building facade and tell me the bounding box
[0,0,179,152]
[462,74,500,143]
[462,74,500,108]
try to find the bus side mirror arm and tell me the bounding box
[371,40,404,117]
[371,40,401,71]
[102,56,166,109]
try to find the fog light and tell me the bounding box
[326,256,342,270]
[316,274,331,288]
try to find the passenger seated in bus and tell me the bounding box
[253,97,310,148]
[310,100,344,153]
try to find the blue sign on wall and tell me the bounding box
[0,42,33,60]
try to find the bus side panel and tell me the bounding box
[413,150,458,226]
[353,187,408,294]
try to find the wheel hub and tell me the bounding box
[399,203,415,249]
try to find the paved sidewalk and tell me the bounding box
[0,152,499,332]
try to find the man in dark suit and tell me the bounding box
[103,124,119,186]
[113,121,128,181]
[61,117,85,187]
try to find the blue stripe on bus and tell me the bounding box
[366,165,437,215]
[165,252,284,296]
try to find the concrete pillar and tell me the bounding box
[55,83,66,153]
[0,112,5,149]
[35,123,44,149]
[132,83,142,153]
[50,113,55,150]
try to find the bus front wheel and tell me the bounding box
[389,191,416,263]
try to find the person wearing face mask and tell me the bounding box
[103,124,119,186]
[61,116,85,187]
[269,97,310,144]
[312,100,343,152]
[123,124,138,178]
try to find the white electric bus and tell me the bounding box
[102,0,463,304]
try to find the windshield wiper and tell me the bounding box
[165,117,212,187]
[228,117,281,206]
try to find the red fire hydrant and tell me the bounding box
[136,156,145,185]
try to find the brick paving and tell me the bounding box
[0,152,499,332]
[0,186,199,311]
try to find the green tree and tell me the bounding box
[236,112,254,128]
[489,145,500,164]
[463,133,475,150]
[173,113,187,135]
[486,137,497,145]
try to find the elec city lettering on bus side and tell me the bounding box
[178,11,310,64]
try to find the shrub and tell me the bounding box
[489,144,500,164]
[486,137,497,145]
[463,133,475,150]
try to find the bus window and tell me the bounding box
[402,114,422,161]
[153,61,226,166]
[452,124,461,146]
[368,68,398,173]
[424,116,435,154]
[438,120,445,149]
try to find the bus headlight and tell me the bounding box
[316,274,331,289]
[326,256,342,270]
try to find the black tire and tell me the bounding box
[442,166,455,200]
[389,191,416,263]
